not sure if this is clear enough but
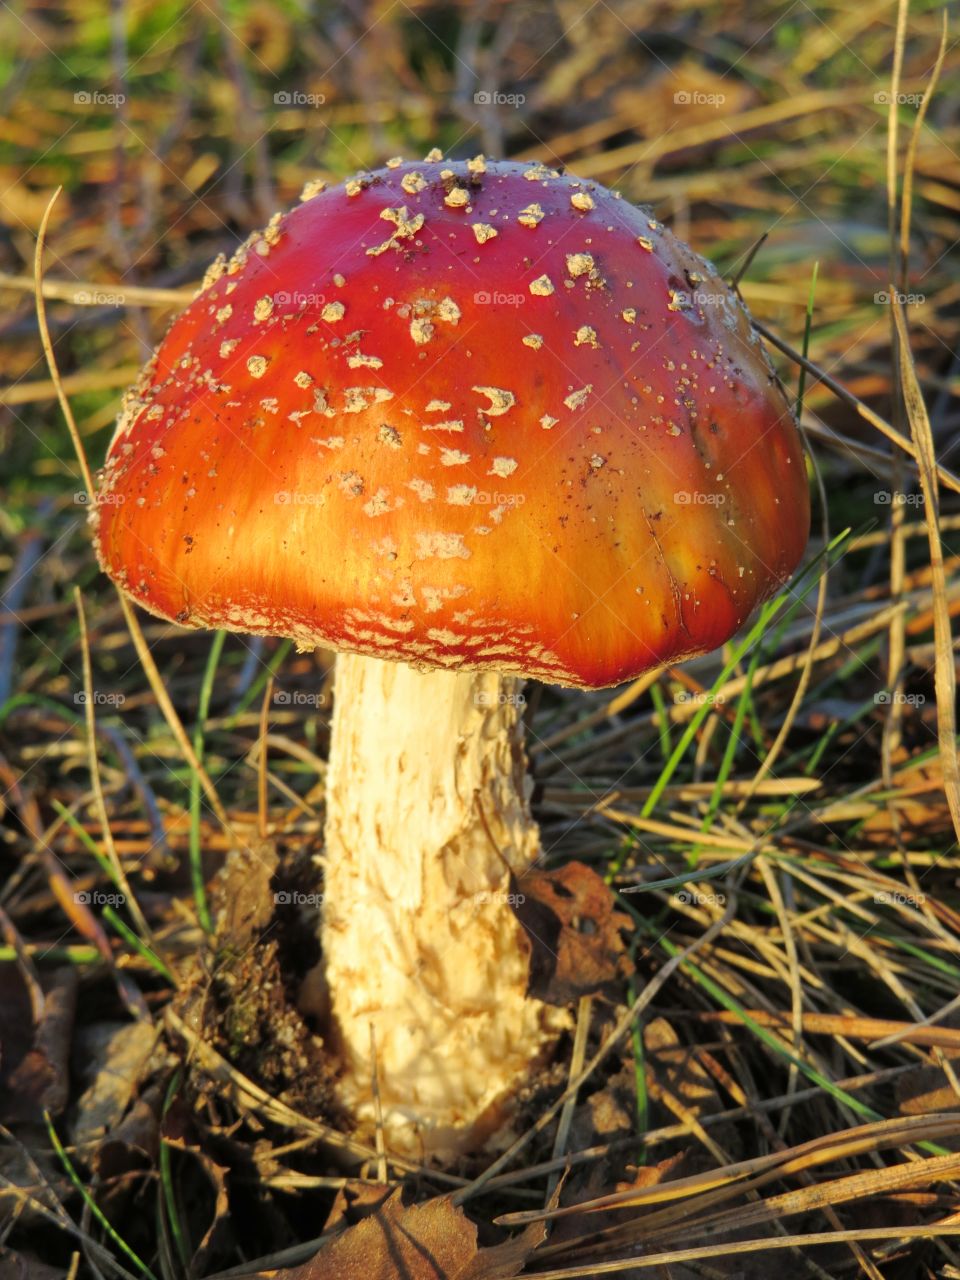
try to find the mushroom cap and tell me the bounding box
[94,157,809,689]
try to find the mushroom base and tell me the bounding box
[316,652,567,1158]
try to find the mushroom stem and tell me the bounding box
[319,651,565,1156]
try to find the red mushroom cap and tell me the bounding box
[94,156,809,689]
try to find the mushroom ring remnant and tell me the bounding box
[94,153,810,1156]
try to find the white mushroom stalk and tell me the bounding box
[320,653,568,1156]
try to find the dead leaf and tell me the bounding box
[323,1180,394,1231]
[214,837,279,940]
[613,1151,688,1197]
[547,1150,687,1254]
[72,1019,159,1146]
[240,1192,473,1279]
[162,1100,232,1273]
[95,1084,162,1183]
[0,1132,71,1229]
[610,61,755,137]
[0,965,76,1122]
[897,1057,960,1127]
[513,861,633,1004]
[0,1250,66,1279]
[458,1210,549,1280]
[234,1190,547,1280]
[644,1017,742,1162]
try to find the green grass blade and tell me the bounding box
[190,629,226,935]
[648,681,672,761]
[653,933,948,1157]
[45,1110,160,1280]
[627,976,648,1165]
[102,906,175,984]
[227,636,293,721]
[159,1070,192,1275]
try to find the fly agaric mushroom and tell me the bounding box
[93,154,809,1157]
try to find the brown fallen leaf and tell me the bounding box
[0,1250,66,1279]
[897,1056,960,1127]
[645,1017,721,1115]
[71,1019,160,1147]
[162,1100,233,1275]
[546,1150,688,1253]
[323,1180,394,1231]
[95,1083,162,1186]
[0,1132,72,1231]
[513,861,633,1005]
[610,60,755,138]
[213,836,279,940]
[0,964,76,1123]
[644,1016,742,1164]
[234,1190,548,1280]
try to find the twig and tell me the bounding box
[545,995,592,1207]
[33,190,94,497]
[74,587,152,945]
[754,320,960,497]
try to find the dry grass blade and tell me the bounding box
[652,1150,960,1242]
[479,1065,913,1194]
[116,594,231,832]
[74,587,152,945]
[0,367,147,407]
[497,1113,960,1226]
[893,300,960,848]
[736,448,830,807]
[32,189,94,498]
[2,271,193,306]
[545,994,592,1206]
[523,1225,960,1279]
[535,1152,960,1279]
[532,670,662,753]
[755,321,960,497]
[870,990,960,1049]
[700,1009,960,1051]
